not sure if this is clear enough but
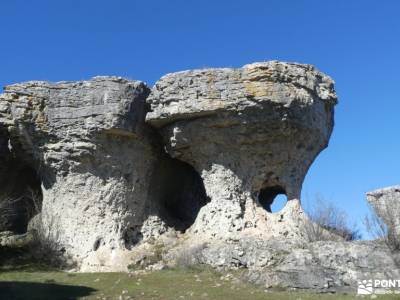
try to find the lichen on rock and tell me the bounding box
[146,61,337,239]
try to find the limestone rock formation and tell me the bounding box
[0,77,159,269]
[167,237,400,293]
[0,61,342,276]
[147,61,337,239]
[2,62,400,293]
[367,185,400,241]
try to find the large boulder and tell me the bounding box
[146,61,337,239]
[0,77,159,270]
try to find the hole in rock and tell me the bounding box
[93,238,102,251]
[258,186,287,213]
[123,227,143,250]
[149,157,209,233]
[0,157,43,233]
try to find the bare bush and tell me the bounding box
[302,195,361,242]
[0,187,42,232]
[1,188,71,268]
[364,203,400,251]
[26,187,42,218]
[175,243,207,269]
[29,210,74,268]
[0,195,23,230]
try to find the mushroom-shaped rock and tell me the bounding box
[0,77,158,269]
[147,61,337,238]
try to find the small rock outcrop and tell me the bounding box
[168,237,400,293]
[367,185,400,241]
[147,61,337,238]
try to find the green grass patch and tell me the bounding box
[0,268,399,299]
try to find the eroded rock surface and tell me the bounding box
[147,61,337,239]
[367,185,400,243]
[0,62,352,285]
[0,77,159,269]
[167,238,400,293]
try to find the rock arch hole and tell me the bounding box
[149,157,209,232]
[258,186,287,213]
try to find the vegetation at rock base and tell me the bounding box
[365,201,400,251]
[1,268,399,300]
[303,195,362,242]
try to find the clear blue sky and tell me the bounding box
[1,0,399,236]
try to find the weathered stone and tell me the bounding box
[168,237,400,293]
[257,240,399,293]
[147,61,337,239]
[0,231,33,248]
[0,77,159,270]
[146,156,209,234]
[367,185,400,241]
[1,61,365,288]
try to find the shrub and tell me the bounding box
[174,243,207,269]
[0,188,71,269]
[0,187,41,232]
[29,212,74,268]
[0,195,22,230]
[302,195,361,242]
[364,203,400,251]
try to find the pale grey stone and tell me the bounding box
[169,237,400,293]
[367,185,400,253]
[0,77,160,270]
[367,186,400,237]
[146,61,337,239]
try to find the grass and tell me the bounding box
[0,267,399,300]
[0,248,398,300]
